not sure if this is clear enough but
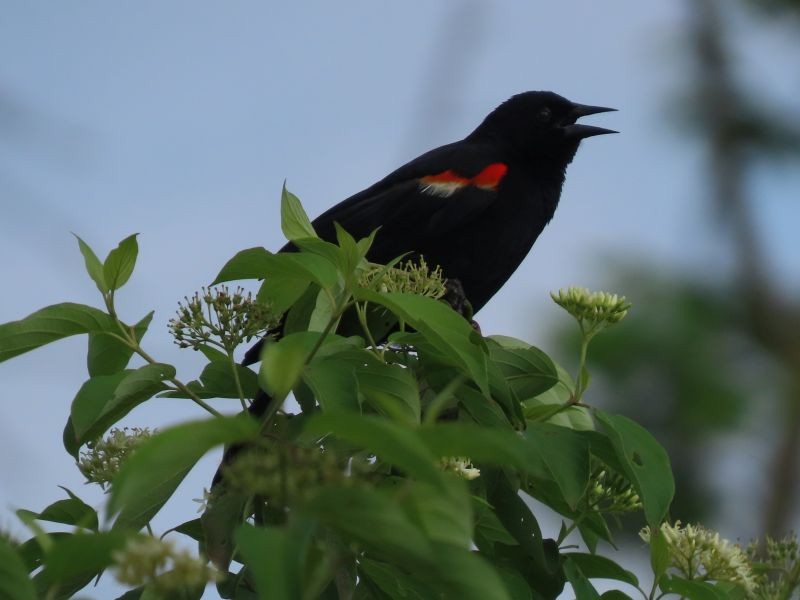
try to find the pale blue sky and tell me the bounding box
[1,2,797,597]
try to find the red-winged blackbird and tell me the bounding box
[213,91,615,486]
[305,90,615,313]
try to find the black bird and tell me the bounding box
[298,90,614,313]
[213,91,615,485]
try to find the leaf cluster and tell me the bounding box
[0,185,679,599]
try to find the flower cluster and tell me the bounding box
[586,464,642,514]
[220,444,344,506]
[78,427,153,490]
[640,521,756,593]
[359,258,446,300]
[551,286,631,331]
[439,456,480,480]
[112,536,221,591]
[168,285,278,353]
[746,532,800,599]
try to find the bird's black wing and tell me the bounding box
[288,141,509,263]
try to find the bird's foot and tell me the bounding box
[443,279,480,334]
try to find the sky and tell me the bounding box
[0,1,798,597]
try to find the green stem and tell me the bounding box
[105,312,223,418]
[648,575,661,600]
[423,375,465,426]
[572,324,596,403]
[135,344,223,417]
[229,350,248,411]
[355,301,383,360]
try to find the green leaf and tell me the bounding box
[70,363,175,447]
[496,566,533,600]
[282,283,322,334]
[70,373,125,439]
[62,419,80,459]
[358,558,439,600]
[486,335,531,349]
[457,385,513,429]
[217,247,338,291]
[259,332,322,401]
[596,411,674,527]
[113,469,192,533]
[562,553,638,586]
[714,581,749,600]
[649,525,670,581]
[487,475,543,551]
[108,416,258,526]
[236,525,297,600]
[486,359,526,428]
[260,276,313,317]
[385,478,472,548]
[333,222,364,274]
[356,228,378,257]
[416,423,549,481]
[303,485,434,564]
[305,413,444,486]
[356,362,420,425]
[18,488,98,532]
[170,518,204,543]
[0,537,36,600]
[430,543,512,600]
[304,348,377,413]
[200,362,258,398]
[37,531,129,590]
[273,253,339,290]
[307,287,338,333]
[201,491,249,570]
[523,423,590,510]
[0,303,115,363]
[576,512,615,554]
[293,238,347,275]
[355,290,489,394]
[261,334,358,404]
[487,475,563,596]
[487,341,559,400]
[103,234,139,291]
[87,311,153,376]
[197,344,227,362]
[474,502,517,546]
[659,576,729,600]
[281,183,317,241]
[161,361,258,400]
[73,234,107,293]
[563,558,600,599]
[213,247,274,283]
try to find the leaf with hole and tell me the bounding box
[596,411,674,527]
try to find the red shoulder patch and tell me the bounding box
[471,163,508,189]
[419,163,508,196]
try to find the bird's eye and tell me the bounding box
[536,107,552,123]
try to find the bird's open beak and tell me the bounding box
[563,103,618,139]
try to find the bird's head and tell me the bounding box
[469,91,617,164]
